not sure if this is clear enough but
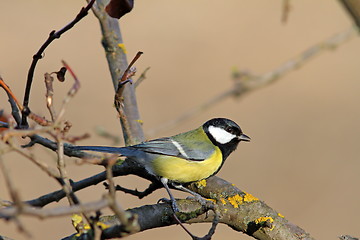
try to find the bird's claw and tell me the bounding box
[158,197,180,212]
[157,197,170,204]
[186,195,214,208]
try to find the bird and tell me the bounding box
[71,118,250,211]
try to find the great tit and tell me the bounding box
[72,118,250,211]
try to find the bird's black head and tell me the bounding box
[203,118,250,160]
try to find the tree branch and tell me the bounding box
[21,0,95,127]
[147,26,358,136]
[339,0,360,28]
[61,176,315,240]
[92,0,144,145]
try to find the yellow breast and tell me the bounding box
[151,147,223,183]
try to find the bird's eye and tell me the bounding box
[225,127,235,134]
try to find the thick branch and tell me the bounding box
[22,138,317,239]
[63,176,315,240]
[92,0,144,145]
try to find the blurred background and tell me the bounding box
[1,1,359,239]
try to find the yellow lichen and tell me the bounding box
[71,214,83,228]
[71,214,110,233]
[118,43,127,54]
[195,179,207,189]
[206,198,217,204]
[227,194,243,208]
[71,214,91,233]
[278,213,285,218]
[255,216,273,224]
[96,221,111,230]
[219,197,227,205]
[255,216,275,231]
[243,191,259,202]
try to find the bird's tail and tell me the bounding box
[71,146,128,154]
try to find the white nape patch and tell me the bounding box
[171,139,190,158]
[208,126,237,144]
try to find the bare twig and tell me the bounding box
[95,126,121,145]
[55,136,77,205]
[55,60,80,125]
[134,67,151,89]
[108,182,161,198]
[0,156,20,205]
[0,198,109,219]
[0,76,21,125]
[339,235,359,240]
[114,52,143,145]
[147,26,358,136]
[8,143,61,179]
[0,155,31,237]
[282,0,291,23]
[21,0,95,127]
[0,199,13,208]
[0,78,22,111]
[114,51,143,101]
[0,77,52,126]
[104,158,140,234]
[1,126,53,144]
[24,148,136,207]
[44,73,57,121]
[339,0,360,29]
[0,235,15,240]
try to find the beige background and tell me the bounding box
[1,1,360,239]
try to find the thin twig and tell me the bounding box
[0,156,20,206]
[147,26,358,136]
[55,60,81,125]
[0,198,109,219]
[55,136,77,205]
[0,77,22,125]
[9,143,61,179]
[134,67,150,89]
[21,0,95,127]
[95,126,121,145]
[0,77,52,126]
[339,0,360,29]
[281,0,291,23]
[1,126,54,144]
[114,51,143,145]
[0,155,31,237]
[104,158,140,234]
[44,73,57,121]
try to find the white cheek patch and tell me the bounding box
[208,126,237,144]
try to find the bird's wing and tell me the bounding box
[71,137,215,161]
[130,137,214,161]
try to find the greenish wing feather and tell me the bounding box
[130,137,215,161]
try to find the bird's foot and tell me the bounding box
[186,195,215,209]
[158,197,180,212]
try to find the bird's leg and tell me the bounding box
[160,180,219,239]
[171,183,208,206]
[160,178,180,212]
[103,182,161,199]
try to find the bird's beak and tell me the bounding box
[238,134,251,142]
